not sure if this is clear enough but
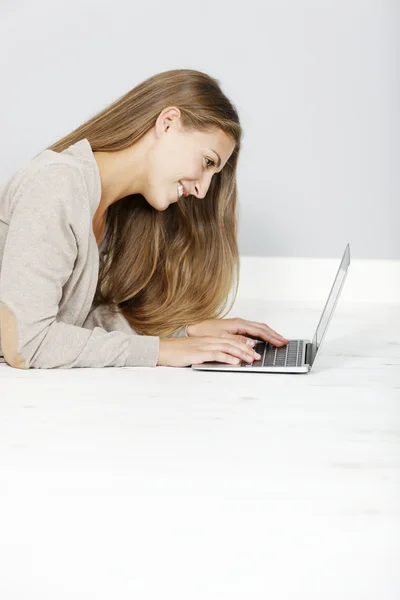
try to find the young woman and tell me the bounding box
[0,69,288,369]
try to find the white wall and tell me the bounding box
[0,0,398,259]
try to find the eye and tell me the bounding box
[205,157,216,169]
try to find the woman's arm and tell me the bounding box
[0,166,159,369]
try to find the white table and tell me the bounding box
[0,299,399,600]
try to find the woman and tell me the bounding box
[0,69,288,369]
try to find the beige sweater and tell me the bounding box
[0,138,186,369]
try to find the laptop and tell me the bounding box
[191,243,351,374]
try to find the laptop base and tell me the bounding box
[191,339,311,373]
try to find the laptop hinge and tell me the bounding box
[305,342,313,366]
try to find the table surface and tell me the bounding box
[0,299,399,600]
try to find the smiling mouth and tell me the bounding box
[177,181,185,201]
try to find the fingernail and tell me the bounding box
[246,339,255,347]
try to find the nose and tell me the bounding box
[194,176,211,199]
[194,185,204,199]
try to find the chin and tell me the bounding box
[145,195,170,211]
[157,199,171,211]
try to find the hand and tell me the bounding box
[187,318,289,347]
[157,336,264,368]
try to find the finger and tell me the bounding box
[209,352,242,365]
[245,320,289,342]
[237,321,289,345]
[206,340,261,363]
[234,318,288,342]
[222,333,256,347]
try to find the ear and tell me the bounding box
[155,106,182,137]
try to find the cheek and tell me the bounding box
[154,148,201,185]
[179,158,202,181]
[151,145,175,180]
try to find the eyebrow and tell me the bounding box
[211,150,222,168]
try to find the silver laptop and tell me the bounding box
[191,244,351,374]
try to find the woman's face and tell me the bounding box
[146,106,236,211]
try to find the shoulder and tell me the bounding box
[1,138,98,228]
[16,149,85,193]
[3,151,87,220]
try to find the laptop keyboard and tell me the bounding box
[243,339,304,368]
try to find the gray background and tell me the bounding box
[0,0,398,259]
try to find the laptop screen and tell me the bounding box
[310,244,351,365]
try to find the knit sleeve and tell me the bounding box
[83,304,189,339]
[0,166,159,369]
[163,326,188,338]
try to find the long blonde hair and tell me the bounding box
[46,69,242,338]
